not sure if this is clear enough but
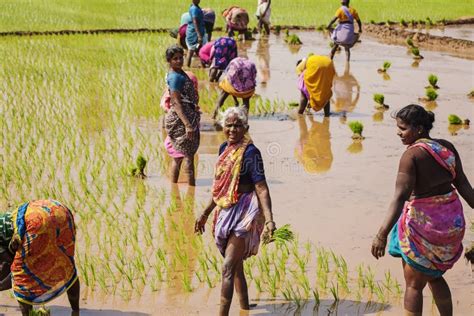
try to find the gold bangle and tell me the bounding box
[265,220,275,226]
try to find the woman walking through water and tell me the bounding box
[195,107,276,315]
[371,104,474,316]
[164,45,201,185]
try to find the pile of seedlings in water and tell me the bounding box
[411,47,424,59]
[348,121,364,140]
[284,29,303,45]
[373,93,389,110]
[448,114,469,126]
[129,154,147,178]
[426,74,440,89]
[377,61,391,73]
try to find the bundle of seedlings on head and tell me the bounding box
[411,47,424,59]
[348,120,364,139]
[263,224,294,245]
[377,61,391,73]
[373,93,389,109]
[427,74,439,89]
[425,87,438,101]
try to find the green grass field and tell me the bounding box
[1,0,472,32]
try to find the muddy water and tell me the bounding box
[1,31,473,315]
[406,24,474,41]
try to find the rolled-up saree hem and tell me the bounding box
[213,192,264,259]
[388,191,464,277]
[219,78,254,98]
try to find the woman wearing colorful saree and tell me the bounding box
[371,104,474,316]
[198,37,238,82]
[0,200,80,315]
[213,57,257,120]
[297,54,335,116]
[195,107,276,316]
[164,45,201,185]
[327,0,362,61]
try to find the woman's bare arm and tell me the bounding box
[193,18,203,44]
[254,180,274,226]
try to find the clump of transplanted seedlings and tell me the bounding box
[129,154,147,178]
[29,307,51,316]
[425,88,438,101]
[411,47,424,59]
[284,29,302,45]
[348,121,364,140]
[273,25,281,35]
[373,93,389,110]
[406,37,415,48]
[426,74,440,89]
[316,24,326,31]
[377,61,391,73]
[448,114,469,126]
[399,19,408,27]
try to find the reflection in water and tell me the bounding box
[295,116,333,174]
[382,72,391,81]
[373,110,385,122]
[165,184,197,295]
[423,101,438,111]
[332,62,360,114]
[237,40,254,59]
[448,124,463,136]
[256,38,270,84]
[347,140,363,154]
[411,60,420,68]
[199,130,226,154]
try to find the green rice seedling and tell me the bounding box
[426,17,434,26]
[448,114,463,125]
[312,288,320,306]
[316,24,326,31]
[348,121,364,139]
[329,282,339,302]
[284,29,303,45]
[400,19,408,27]
[369,19,376,24]
[411,47,424,59]
[254,277,263,293]
[29,307,50,316]
[374,282,387,303]
[373,93,386,108]
[289,102,299,107]
[129,154,147,178]
[428,74,439,89]
[377,61,391,73]
[274,25,281,35]
[181,273,193,292]
[425,88,438,101]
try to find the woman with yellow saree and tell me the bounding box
[195,107,276,315]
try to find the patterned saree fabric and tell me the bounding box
[389,139,465,277]
[10,200,77,304]
[219,57,257,98]
[212,135,253,209]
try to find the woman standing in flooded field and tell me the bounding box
[164,45,201,185]
[195,107,276,315]
[185,0,207,67]
[372,105,474,316]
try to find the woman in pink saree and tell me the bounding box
[372,104,474,316]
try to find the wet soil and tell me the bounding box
[1,31,473,315]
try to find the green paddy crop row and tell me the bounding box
[1,0,472,32]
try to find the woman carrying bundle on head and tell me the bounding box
[372,104,473,316]
[327,0,362,61]
[0,199,80,315]
[195,106,276,316]
[213,57,257,120]
[199,37,238,82]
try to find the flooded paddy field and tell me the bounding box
[0,29,472,315]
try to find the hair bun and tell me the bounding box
[427,111,435,123]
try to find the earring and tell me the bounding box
[418,130,422,135]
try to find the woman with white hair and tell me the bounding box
[195,107,276,315]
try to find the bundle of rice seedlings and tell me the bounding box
[263,224,294,245]
[30,307,51,316]
[129,154,147,178]
[425,88,438,101]
[348,121,364,139]
[427,74,439,89]
[373,93,389,109]
[377,61,391,73]
[406,37,414,47]
[284,29,302,45]
[273,25,281,35]
[411,47,424,59]
[448,114,462,125]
